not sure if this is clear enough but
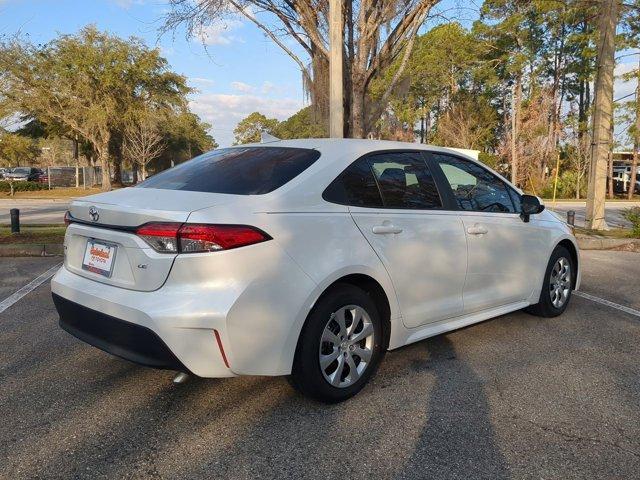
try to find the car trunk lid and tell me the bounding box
[64,187,239,291]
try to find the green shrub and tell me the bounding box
[0,181,46,192]
[540,171,587,199]
[623,207,640,238]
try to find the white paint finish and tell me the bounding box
[51,138,581,379]
[350,208,467,327]
[0,263,61,314]
[459,212,551,313]
[403,300,530,345]
[574,291,640,318]
[64,223,177,292]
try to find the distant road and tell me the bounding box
[0,197,638,228]
[549,200,639,228]
[0,199,70,225]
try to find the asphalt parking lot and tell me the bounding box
[1,252,639,479]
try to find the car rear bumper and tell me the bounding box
[51,243,318,377]
[51,266,237,378]
[53,293,190,373]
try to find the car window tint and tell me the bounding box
[434,154,516,213]
[138,147,320,195]
[323,157,384,207]
[367,152,442,209]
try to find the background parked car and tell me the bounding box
[612,170,640,195]
[0,167,11,179]
[4,167,43,181]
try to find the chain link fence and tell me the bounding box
[40,166,135,188]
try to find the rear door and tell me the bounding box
[325,151,467,328]
[429,152,549,313]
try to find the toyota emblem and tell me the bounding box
[88,206,99,222]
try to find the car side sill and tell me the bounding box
[400,301,530,347]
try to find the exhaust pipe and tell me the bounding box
[172,372,189,384]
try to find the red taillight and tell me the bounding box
[136,222,181,253]
[136,223,270,253]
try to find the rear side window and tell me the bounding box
[323,157,384,207]
[138,147,320,195]
[323,151,442,209]
[368,152,441,209]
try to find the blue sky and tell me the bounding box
[0,0,310,146]
[0,0,637,147]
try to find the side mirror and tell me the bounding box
[520,194,544,223]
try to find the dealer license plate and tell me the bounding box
[82,240,117,278]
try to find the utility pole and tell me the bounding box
[586,0,619,230]
[329,0,343,138]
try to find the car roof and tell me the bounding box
[224,138,521,197]
[231,138,482,166]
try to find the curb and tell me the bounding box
[576,237,640,251]
[0,244,64,257]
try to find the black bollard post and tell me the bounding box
[567,210,575,226]
[10,208,20,233]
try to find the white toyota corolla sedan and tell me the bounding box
[52,139,579,402]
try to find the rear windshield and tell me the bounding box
[138,147,321,195]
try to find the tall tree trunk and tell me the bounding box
[607,145,614,199]
[112,158,122,186]
[344,0,354,137]
[586,0,619,230]
[628,58,640,200]
[110,133,123,186]
[511,76,521,186]
[425,111,431,144]
[98,142,111,191]
[351,77,366,138]
[97,131,112,191]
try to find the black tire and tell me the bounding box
[526,245,574,317]
[289,283,385,403]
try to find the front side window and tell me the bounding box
[323,151,442,209]
[138,147,320,195]
[434,154,516,213]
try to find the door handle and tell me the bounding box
[372,225,403,235]
[466,224,488,235]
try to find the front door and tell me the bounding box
[430,153,548,313]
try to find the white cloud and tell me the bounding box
[111,0,144,9]
[189,92,303,146]
[261,81,276,95]
[615,61,638,102]
[190,77,216,87]
[231,81,255,93]
[195,18,244,46]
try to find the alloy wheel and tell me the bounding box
[549,257,571,309]
[318,305,375,388]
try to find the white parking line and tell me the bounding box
[574,291,640,319]
[0,263,62,314]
